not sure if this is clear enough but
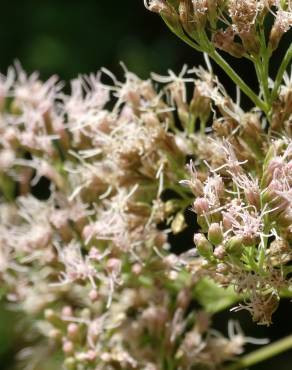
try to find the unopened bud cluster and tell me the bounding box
[183,137,291,325]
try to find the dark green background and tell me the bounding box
[1,1,289,103]
[0,1,291,369]
[0,0,197,80]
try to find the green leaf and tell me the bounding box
[193,278,240,313]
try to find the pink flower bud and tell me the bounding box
[67,323,79,339]
[62,306,73,317]
[106,258,121,274]
[216,263,228,274]
[193,197,210,215]
[88,289,99,302]
[63,340,74,355]
[213,245,226,259]
[86,350,97,361]
[132,263,142,275]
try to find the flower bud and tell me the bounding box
[208,223,223,245]
[106,258,121,275]
[67,323,79,341]
[142,306,168,333]
[225,236,244,257]
[44,309,61,325]
[214,244,226,259]
[241,113,264,159]
[213,117,236,137]
[145,0,171,14]
[262,181,289,216]
[62,306,73,317]
[178,106,190,128]
[88,289,99,302]
[269,10,292,51]
[146,0,184,40]
[64,357,76,370]
[193,197,209,215]
[164,253,179,268]
[262,142,285,186]
[80,308,91,320]
[240,29,260,55]
[132,263,143,275]
[87,350,97,361]
[216,263,228,274]
[193,233,213,259]
[190,82,211,123]
[222,213,233,231]
[174,134,191,154]
[63,340,74,355]
[244,187,260,210]
[213,28,245,58]
[269,239,289,256]
[179,0,195,33]
[154,231,168,248]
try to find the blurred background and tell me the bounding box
[0,1,291,369]
[0,0,192,80]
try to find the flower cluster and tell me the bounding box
[182,137,292,325]
[0,64,257,370]
[145,0,292,57]
[0,2,291,368]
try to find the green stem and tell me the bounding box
[209,50,269,114]
[160,18,268,113]
[255,56,270,106]
[224,335,292,370]
[168,183,191,201]
[258,25,271,106]
[262,54,270,103]
[161,15,203,53]
[187,113,197,134]
[271,44,292,101]
[0,174,15,201]
[252,57,261,83]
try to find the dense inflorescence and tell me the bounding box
[0,64,258,370]
[182,137,292,325]
[145,0,292,325]
[0,2,291,370]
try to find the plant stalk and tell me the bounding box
[224,334,292,370]
[271,44,292,101]
[209,50,269,114]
